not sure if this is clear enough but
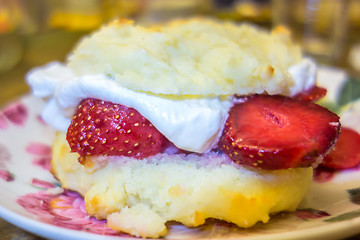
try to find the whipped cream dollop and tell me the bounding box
[26,59,316,153]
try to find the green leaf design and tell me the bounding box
[338,77,360,106]
[348,187,360,205]
[317,99,341,114]
[324,210,360,222]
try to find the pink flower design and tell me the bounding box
[36,115,48,126]
[17,184,123,236]
[0,169,14,182]
[0,144,11,168]
[2,103,28,126]
[0,113,8,129]
[32,178,57,189]
[26,143,52,170]
[26,143,52,155]
[33,157,52,171]
[0,144,13,182]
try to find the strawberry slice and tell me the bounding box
[220,95,340,170]
[294,86,327,102]
[320,127,360,170]
[66,98,169,162]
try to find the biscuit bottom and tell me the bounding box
[52,132,313,238]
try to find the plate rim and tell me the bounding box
[2,201,360,240]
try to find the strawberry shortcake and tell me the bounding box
[27,18,340,238]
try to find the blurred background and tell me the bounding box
[1,0,360,105]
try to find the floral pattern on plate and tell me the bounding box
[26,142,52,170]
[17,184,121,236]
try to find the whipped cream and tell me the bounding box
[27,62,233,153]
[26,59,316,153]
[288,58,317,96]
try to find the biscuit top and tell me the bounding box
[68,18,302,96]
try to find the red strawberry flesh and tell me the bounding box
[220,95,340,170]
[294,85,327,102]
[66,98,169,161]
[320,127,360,170]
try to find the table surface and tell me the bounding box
[1,28,360,240]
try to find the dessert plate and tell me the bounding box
[1,67,360,240]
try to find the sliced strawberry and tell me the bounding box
[320,127,360,170]
[66,98,169,161]
[220,95,340,170]
[294,86,327,102]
